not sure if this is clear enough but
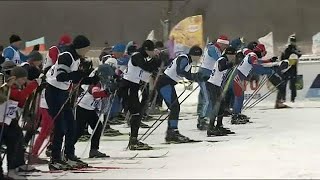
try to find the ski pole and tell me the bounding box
[244,80,285,110]
[138,82,193,140]
[242,75,270,110]
[100,92,117,137]
[80,95,113,158]
[37,80,83,156]
[142,85,200,141]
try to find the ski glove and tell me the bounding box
[82,75,100,85]
[69,71,85,84]
[270,56,278,62]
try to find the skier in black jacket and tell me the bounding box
[276,34,302,107]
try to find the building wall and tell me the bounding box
[0,0,319,53]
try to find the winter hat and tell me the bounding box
[254,43,266,54]
[73,35,90,49]
[10,66,28,78]
[1,61,16,71]
[247,41,258,50]
[142,40,155,51]
[28,51,43,61]
[224,46,237,55]
[112,43,126,53]
[10,34,22,44]
[59,34,72,45]
[216,35,229,45]
[189,45,203,56]
[104,57,118,68]
[289,54,298,60]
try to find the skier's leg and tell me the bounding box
[32,108,54,156]
[74,106,88,146]
[64,106,76,158]
[290,77,297,102]
[45,85,68,161]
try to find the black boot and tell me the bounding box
[231,114,248,124]
[197,118,208,131]
[49,159,73,170]
[128,137,153,150]
[65,154,88,168]
[207,126,227,137]
[103,127,123,136]
[89,149,110,158]
[165,129,191,144]
[217,126,235,134]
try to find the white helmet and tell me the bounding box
[104,57,118,68]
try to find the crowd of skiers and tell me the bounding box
[0,33,301,179]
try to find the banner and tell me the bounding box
[312,32,320,55]
[25,37,46,53]
[169,15,203,57]
[258,32,274,60]
[146,30,156,41]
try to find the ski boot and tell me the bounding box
[142,114,154,122]
[165,129,191,144]
[108,117,124,125]
[231,114,248,125]
[216,126,235,134]
[78,132,91,142]
[103,127,123,136]
[197,117,208,131]
[49,159,73,171]
[65,154,89,169]
[223,109,232,117]
[128,137,153,150]
[89,149,110,158]
[275,100,290,109]
[28,154,49,165]
[238,114,250,123]
[140,122,150,128]
[207,126,227,137]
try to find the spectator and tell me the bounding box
[3,34,29,64]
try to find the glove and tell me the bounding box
[82,75,100,85]
[279,60,290,73]
[69,71,85,83]
[202,75,210,81]
[270,56,278,62]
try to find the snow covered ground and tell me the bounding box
[26,86,320,179]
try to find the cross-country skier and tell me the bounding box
[120,40,161,150]
[43,34,72,73]
[232,43,289,124]
[0,66,43,179]
[197,35,229,130]
[206,46,237,136]
[2,34,29,64]
[45,35,99,170]
[156,45,203,143]
[276,34,302,107]
[75,63,116,158]
[32,35,73,159]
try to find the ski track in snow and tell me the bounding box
[19,87,320,178]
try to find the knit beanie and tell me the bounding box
[73,35,90,49]
[28,51,43,61]
[1,61,16,71]
[142,40,155,51]
[11,66,28,78]
[112,43,126,53]
[59,34,72,45]
[10,35,22,44]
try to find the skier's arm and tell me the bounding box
[55,53,83,82]
[207,45,220,60]
[90,84,109,99]
[131,53,160,72]
[10,81,38,106]
[176,57,192,80]
[218,57,233,71]
[3,48,14,61]
[249,56,274,75]
[19,51,29,62]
